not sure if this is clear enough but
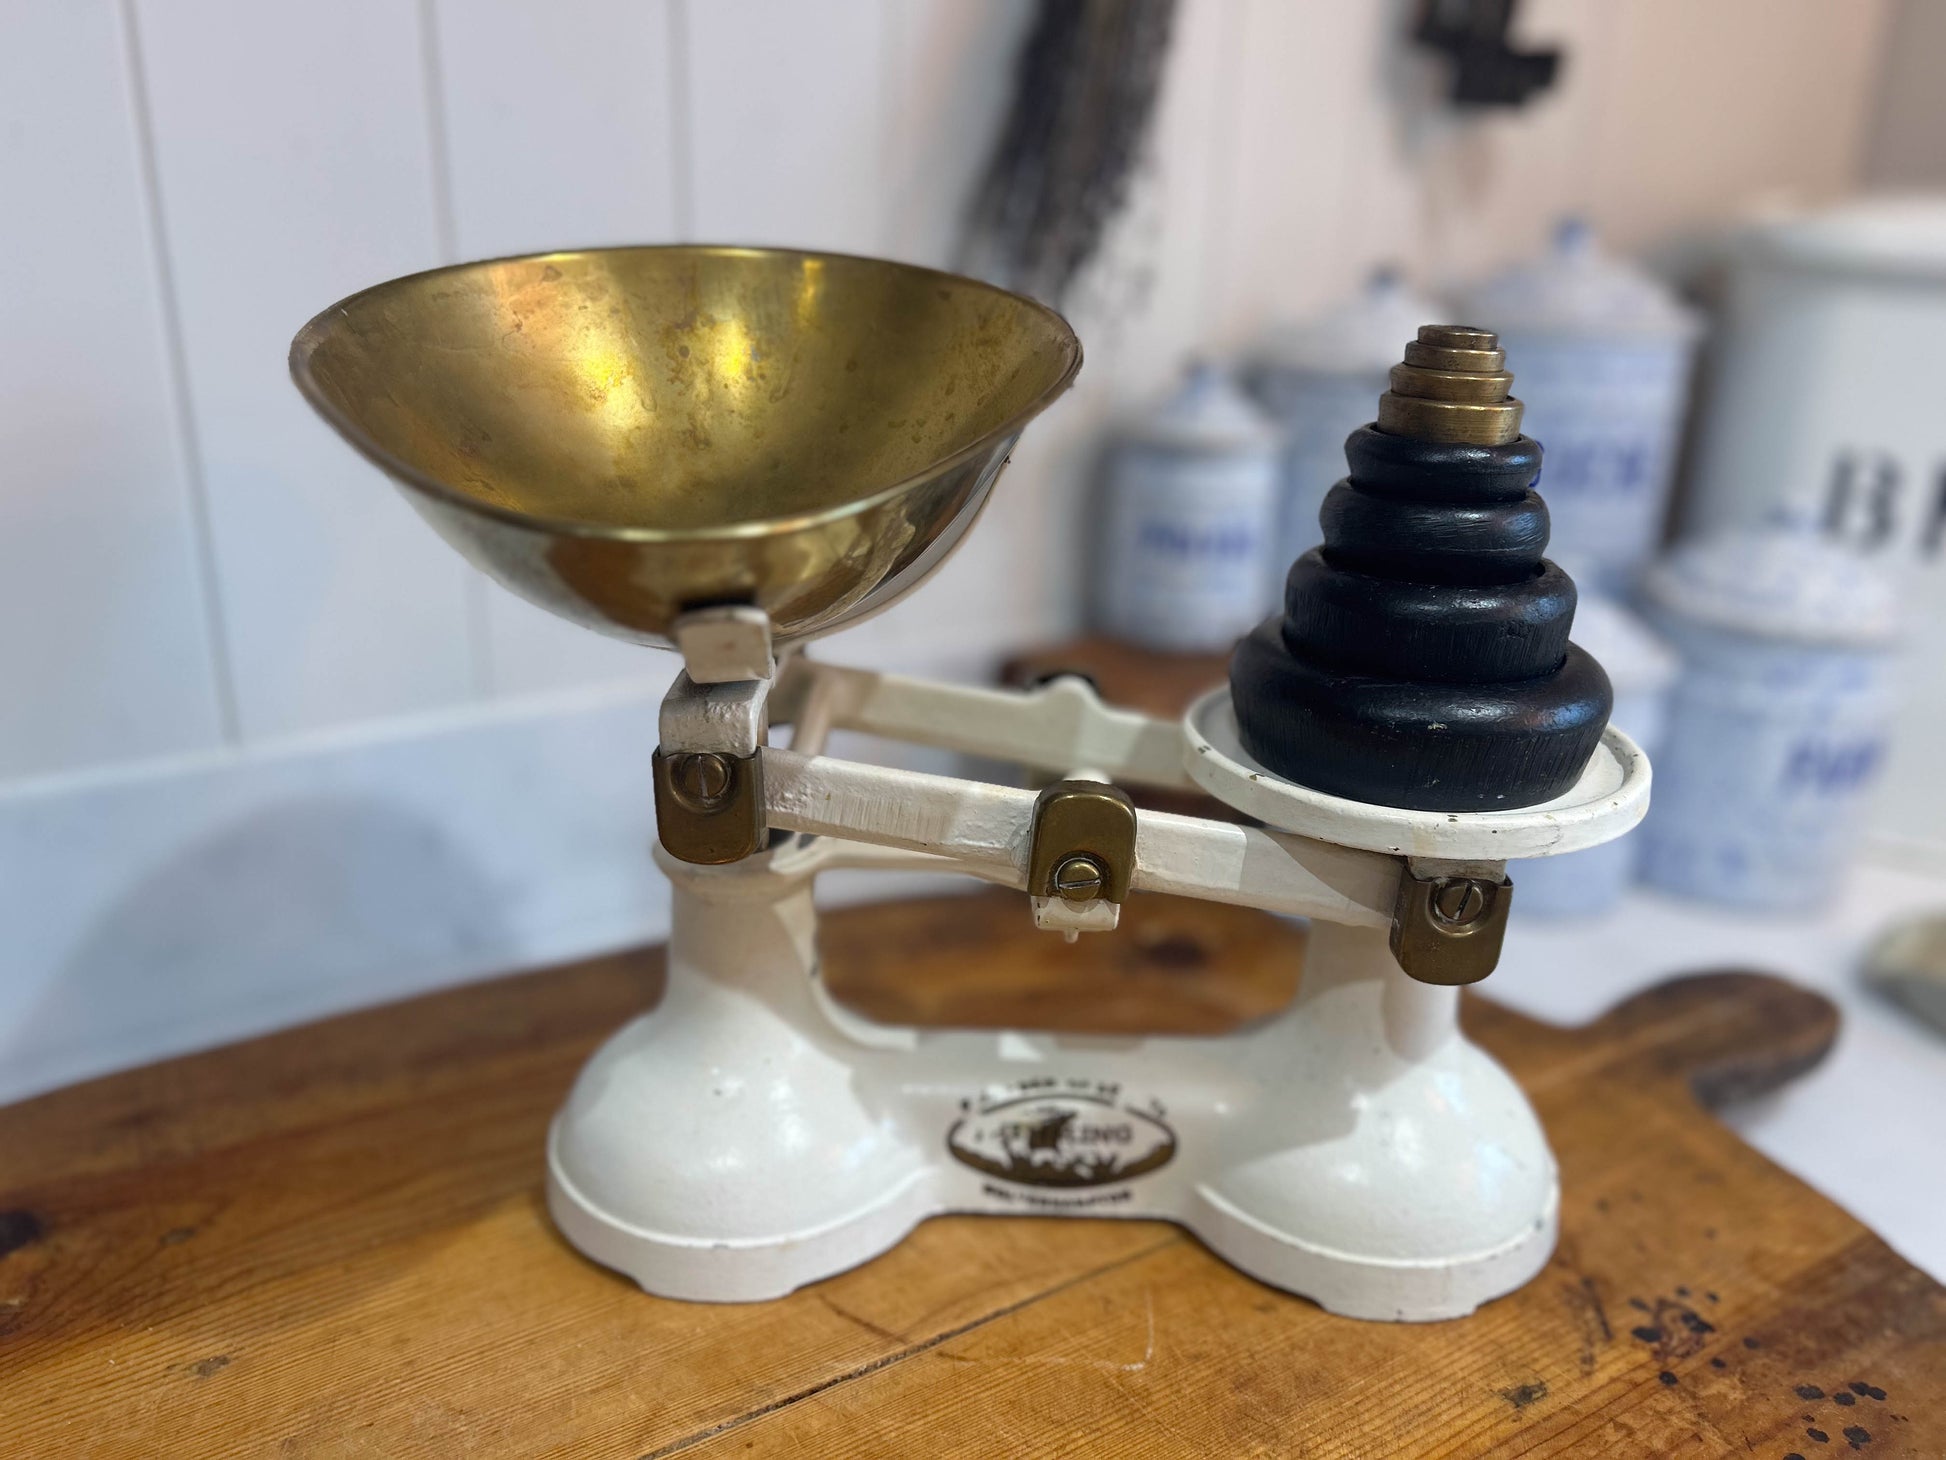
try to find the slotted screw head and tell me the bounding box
[670,751,734,813]
[1430,877,1490,928]
[1052,855,1107,903]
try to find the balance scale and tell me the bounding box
[291,248,1648,1322]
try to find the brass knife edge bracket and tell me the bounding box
[1028,781,1138,905]
[1389,858,1513,986]
[653,748,769,865]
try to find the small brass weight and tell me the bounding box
[293,251,1647,1319]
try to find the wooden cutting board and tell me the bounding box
[2,891,1941,1458]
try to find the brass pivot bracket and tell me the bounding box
[1028,781,1137,911]
[1389,858,1513,985]
[653,748,768,865]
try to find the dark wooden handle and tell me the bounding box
[1574,970,1840,1110]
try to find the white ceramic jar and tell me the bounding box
[1245,270,1442,577]
[1679,195,1946,856]
[1636,527,1898,912]
[1458,221,1700,597]
[1096,363,1282,652]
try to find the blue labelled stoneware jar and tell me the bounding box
[1458,220,1700,597]
[1678,198,1946,859]
[1511,590,1677,917]
[1097,362,1283,652]
[1245,269,1442,575]
[1637,526,1899,911]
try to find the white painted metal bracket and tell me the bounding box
[659,671,769,757]
[674,605,775,685]
[771,658,1194,788]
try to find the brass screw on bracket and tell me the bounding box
[669,752,735,813]
[1376,325,1524,446]
[1430,877,1492,929]
[1052,855,1107,903]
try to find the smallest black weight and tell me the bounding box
[1230,328,1612,812]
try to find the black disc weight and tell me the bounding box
[1318,480,1549,584]
[1341,425,1541,505]
[1229,618,1613,811]
[1280,549,1577,684]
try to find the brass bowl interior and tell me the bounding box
[290,245,1081,645]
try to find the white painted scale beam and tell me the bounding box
[774,660,1194,789]
[762,746,1399,928]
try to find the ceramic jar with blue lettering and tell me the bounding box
[1096,363,1282,651]
[1636,527,1899,911]
[1246,270,1441,573]
[1458,221,1700,596]
[1511,591,1677,917]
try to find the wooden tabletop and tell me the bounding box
[3,890,1942,1458]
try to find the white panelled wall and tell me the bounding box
[0,0,1895,1100]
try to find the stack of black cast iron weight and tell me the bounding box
[1229,325,1612,812]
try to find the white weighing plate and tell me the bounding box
[1183,689,1650,860]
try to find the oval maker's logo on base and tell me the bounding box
[947,1080,1176,1188]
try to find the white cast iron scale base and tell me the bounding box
[546,682,1644,1321]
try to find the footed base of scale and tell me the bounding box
[545,861,1558,1321]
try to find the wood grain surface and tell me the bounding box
[2,890,1941,1458]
